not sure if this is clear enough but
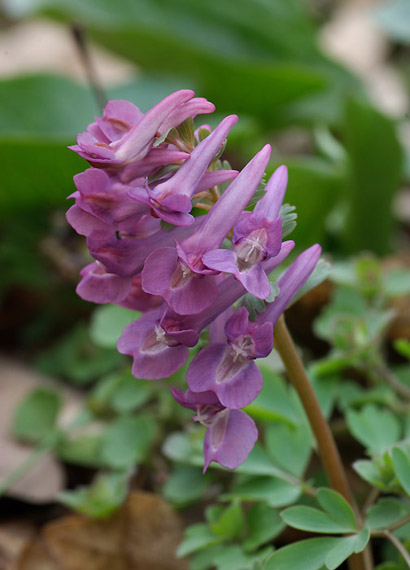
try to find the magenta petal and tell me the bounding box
[224,307,250,341]
[66,204,112,239]
[168,273,218,315]
[202,249,237,273]
[187,344,263,408]
[216,359,263,409]
[195,170,238,192]
[141,247,179,297]
[236,264,271,299]
[187,344,226,393]
[117,312,189,379]
[170,387,221,410]
[254,164,288,221]
[252,321,274,358]
[76,262,132,304]
[203,409,258,471]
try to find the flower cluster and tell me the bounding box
[67,89,321,471]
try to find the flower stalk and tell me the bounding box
[273,314,373,570]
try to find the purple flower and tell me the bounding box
[117,242,294,380]
[170,387,258,471]
[69,91,214,168]
[187,243,322,408]
[128,115,238,226]
[202,165,288,298]
[66,168,150,240]
[141,145,271,314]
[76,261,133,304]
[117,308,193,380]
[186,307,272,409]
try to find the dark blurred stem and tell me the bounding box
[71,23,107,112]
[273,315,373,570]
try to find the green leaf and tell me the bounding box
[343,98,402,255]
[90,305,140,349]
[177,524,223,557]
[243,504,285,552]
[317,488,358,531]
[226,475,301,508]
[35,325,123,385]
[366,498,410,530]
[56,434,105,468]
[325,529,370,570]
[210,501,245,540]
[100,415,157,468]
[12,388,61,444]
[394,339,410,360]
[88,371,152,415]
[59,471,130,518]
[265,422,312,477]
[246,368,300,426]
[346,405,401,454]
[282,506,356,534]
[270,157,343,249]
[264,537,340,570]
[4,0,329,128]
[392,447,410,496]
[163,464,212,507]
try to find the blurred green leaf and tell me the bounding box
[59,470,130,518]
[270,157,344,249]
[246,367,301,426]
[265,422,312,477]
[282,505,357,534]
[225,475,301,507]
[317,488,358,530]
[177,523,223,557]
[210,501,245,540]
[3,0,333,127]
[35,325,123,385]
[264,537,340,570]
[163,464,212,507]
[90,305,140,349]
[392,447,410,496]
[100,414,157,468]
[12,388,61,444]
[243,504,284,552]
[57,434,104,467]
[343,98,402,255]
[394,339,410,360]
[346,405,401,454]
[325,529,370,570]
[88,370,152,415]
[366,498,410,530]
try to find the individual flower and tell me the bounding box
[202,165,288,298]
[69,90,214,169]
[170,387,258,471]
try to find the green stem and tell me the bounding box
[273,315,372,570]
[383,531,410,568]
[0,440,53,497]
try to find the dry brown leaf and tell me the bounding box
[0,522,36,570]
[16,492,188,570]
